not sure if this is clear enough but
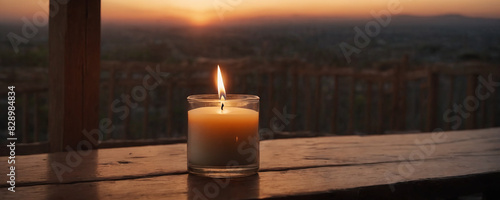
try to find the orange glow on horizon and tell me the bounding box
[189,13,213,26]
[1,0,500,25]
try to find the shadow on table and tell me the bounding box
[45,150,99,200]
[187,173,260,200]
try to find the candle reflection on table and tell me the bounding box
[187,174,260,200]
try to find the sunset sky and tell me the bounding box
[1,0,499,26]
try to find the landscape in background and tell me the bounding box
[2,14,500,68]
[1,0,500,148]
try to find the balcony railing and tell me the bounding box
[1,58,499,155]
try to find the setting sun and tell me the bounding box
[190,13,213,26]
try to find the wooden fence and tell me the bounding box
[1,58,499,154]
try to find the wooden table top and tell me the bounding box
[1,128,500,199]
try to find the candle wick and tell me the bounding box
[221,103,224,111]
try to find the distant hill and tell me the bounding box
[389,14,500,26]
[1,13,498,29]
[219,14,500,27]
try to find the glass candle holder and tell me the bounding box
[187,94,260,178]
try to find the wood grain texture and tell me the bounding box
[48,0,101,152]
[1,128,500,199]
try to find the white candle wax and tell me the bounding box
[188,106,259,166]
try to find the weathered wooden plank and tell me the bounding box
[2,128,499,188]
[2,169,499,200]
[2,134,500,199]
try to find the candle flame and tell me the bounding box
[217,65,226,101]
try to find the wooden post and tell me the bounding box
[488,84,496,128]
[481,92,487,128]
[304,74,311,131]
[399,55,408,130]
[391,57,408,131]
[446,76,455,130]
[123,70,132,140]
[391,66,400,131]
[347,77,355,134]
[33,93,39,142]
[480,74,487,128]
[365,81,372,134]
[106,65,116,140]
[331,75,339,133]
[256,71,262,100]
[377,81,384,134]
[314,74,322,132]
[291,67,298,131]
[268,71,274,125]
[465,74,478,129]
[420,82,426,131]
[49,0,101,152]
[142,93,150,139]
[166,83,173,137]
[426,70,437,132]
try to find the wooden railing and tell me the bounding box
[1,58,499,154]
[98,59,499,139]
[0,68,48,148]
[292,62,500,134]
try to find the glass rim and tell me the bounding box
[187,94,259,102]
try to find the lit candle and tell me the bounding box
[187,66,260,178]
